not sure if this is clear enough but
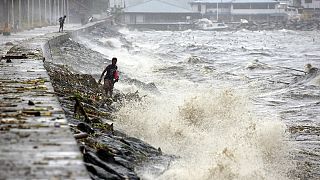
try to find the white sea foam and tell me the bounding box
[75,29,314,179]
[115,88,293,180]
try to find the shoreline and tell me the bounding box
[0,21,169,179]
[45,24,171,179]
[0,24,96,179]
[227,19,320,31]
[124,19,320,31]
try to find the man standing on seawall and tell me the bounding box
[59,15,67,32]
[98,57,119,98]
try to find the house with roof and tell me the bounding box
[298,0,320,19]
[190,0,286,22]
[122,0,201,30]
[300,0,320,10]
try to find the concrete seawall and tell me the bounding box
[42,20,107,61]
[0,21,107,179]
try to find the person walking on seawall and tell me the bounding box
[98,57,119,98]
[58,15,67,32]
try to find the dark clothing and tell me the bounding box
[98,63,118,97]
[59,17,66,24]
[59,17,66,32]
[104,79,114,95]
[104,64,118,80]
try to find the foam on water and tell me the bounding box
[99,29,303,179]
[75,28,320,178]
[115,88,293,179]
[76,36,160,83]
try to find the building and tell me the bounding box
[122,0,201,30]
[190,0,286,22]
[298,0,320,19]
[300,0,320,9]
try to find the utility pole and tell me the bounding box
[28,0,30,28]
[11,0,14,28]
[19,0,21,29]
[54,0,57,24]
[49,0,52,25]
[32,0,34,27]
[7,0,9,24]
[67,0,69,23]
[217,2,218,22]
[63,0,65,15]
[44,0,47,24]
[39,0,41,25]
[58,0,60,18]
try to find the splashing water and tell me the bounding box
[115,88,293,179]
[74,28,320,179]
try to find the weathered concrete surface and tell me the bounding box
[0,22,106,179]
[0,24,84,46]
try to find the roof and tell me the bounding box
[233,0,278,3]
[191,0,278,3]
[124,0,196,13]
[192,0,232,3]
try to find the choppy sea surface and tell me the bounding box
[80,29,320,179]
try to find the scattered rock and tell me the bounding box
[85,163,121,180]
[77,122,94,134]
[28,100,35,106]
[74,132,89,139]
[158,147,162,155]
[5,42,14,46]
[44,24,171,179]
[54,122,61,128]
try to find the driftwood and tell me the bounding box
[74,132,89,139]
[1,54,27,60]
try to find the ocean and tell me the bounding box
[78,29,320,179]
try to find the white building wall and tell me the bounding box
[301,0,320,9]
[201,4,206,14]
[207,7,230,13]
[191,2,284,16]
[136,14,144,23]
[124,14,130,23]
[231,9,281,14]
[191,4,198,11]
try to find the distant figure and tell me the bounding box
[304,64,318,74]
[3,23,11,36]
[98,57,119,98]
[58,15,67,32]
[88,16,94,23]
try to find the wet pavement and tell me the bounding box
[0,24,82,46]
[0,23,106,179]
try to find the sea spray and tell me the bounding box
[115,88,293,179]
[72,26,319,179]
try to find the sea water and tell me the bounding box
[82,29,320,179]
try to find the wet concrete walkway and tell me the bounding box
[0,24,83,45]
[0,22,105,179]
